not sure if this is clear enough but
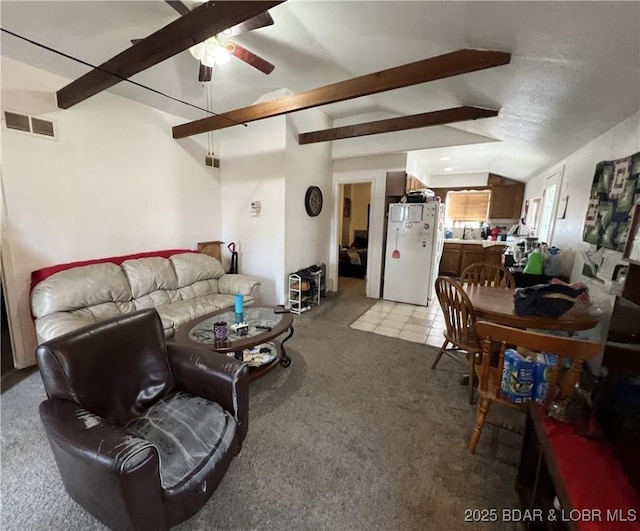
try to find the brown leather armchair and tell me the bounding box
[36,308,249,530]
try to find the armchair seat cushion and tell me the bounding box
[126,391,237,491]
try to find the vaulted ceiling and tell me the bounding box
[2,1,639,181]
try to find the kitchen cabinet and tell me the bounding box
[460,246,485,273]
[385,171,406,197]
[439,243,462,275]
[488,184,524,219]
[484,245,504,267]
[439,242,506,276]
[430,188,448,201]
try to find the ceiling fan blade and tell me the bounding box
[228,43,275,74]
[165,0,190,16]
[58,1,285,109]
[225,11,274,36]
[199,62,213,82]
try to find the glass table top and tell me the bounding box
[188,307,284,345]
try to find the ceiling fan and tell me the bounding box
[132,0,275,82]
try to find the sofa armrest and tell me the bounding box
[34,312,95,344]
[39,398,167,530]
[217,274,260,296]
[167,343,249,442]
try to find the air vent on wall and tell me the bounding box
[31,117,55,137]
[205,155,220,168]
[4,111,30,132]
[2,110,57,139]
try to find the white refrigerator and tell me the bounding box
[383,202,444,306]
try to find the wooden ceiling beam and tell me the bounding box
[56,1,284,109]
[172,48,511,139]
[298,106,499,144]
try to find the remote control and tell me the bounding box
[255,325,272,331]
[273,308,290,314]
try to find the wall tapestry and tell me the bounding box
[583,151,640,251]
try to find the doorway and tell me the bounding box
[337,183,371,296]
[536,168,564,243]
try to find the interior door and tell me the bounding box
[536,169,563,243]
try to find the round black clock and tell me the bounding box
[304,186,323,217]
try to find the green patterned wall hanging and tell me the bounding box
[583,152,640,251]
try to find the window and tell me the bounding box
[445,190,491,226]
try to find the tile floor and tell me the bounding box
[351,299,446,348]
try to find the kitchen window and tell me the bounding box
[445,190,491,225]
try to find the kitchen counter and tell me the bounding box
[444,238,508,247]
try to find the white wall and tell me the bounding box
[219,117,286,306]
[349,182,371,244]
[333,153,407,174]
[1,57,222,368]
[523,111,640,348]
[406,154,430,185]
[429,172,488,188]
[284,110,332,294]
[218,108,332,306]
[524,112,640,280]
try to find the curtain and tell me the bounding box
[446,190,491,222]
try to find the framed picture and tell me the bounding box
[623,205,640,265]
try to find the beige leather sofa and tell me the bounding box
[31,252,260,344]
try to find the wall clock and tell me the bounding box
[304,186,323,217]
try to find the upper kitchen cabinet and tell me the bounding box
[488,183,524,219]
[386,171,407,197]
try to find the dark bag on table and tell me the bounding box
[514,283,587,317]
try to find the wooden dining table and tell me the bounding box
[464,285,603,331]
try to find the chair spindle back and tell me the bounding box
[461,262,516,289]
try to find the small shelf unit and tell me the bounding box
[288,270,321,315]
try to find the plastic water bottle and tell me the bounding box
[234,293,244,323]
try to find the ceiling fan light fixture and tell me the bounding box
[204,39,219,55]
[189,42,205,60]
[201,53,216,68]
[214,47,231,65]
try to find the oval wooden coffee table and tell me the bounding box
[174,306,294,382]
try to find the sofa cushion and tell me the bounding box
[31,263,132,318]
[170,253,225,287]
[132,290,182,311]
[177,279,219,301]
[155,301,201,332]
[155,296,229,333]
[126,391,236,490]
[122,257,179,298]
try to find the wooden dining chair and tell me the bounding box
[432,276,480,404]
[469,321,602,454]
[460,262,516,289]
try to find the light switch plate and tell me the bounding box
[251,201,261,216]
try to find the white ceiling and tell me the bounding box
[2,0,639,181]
